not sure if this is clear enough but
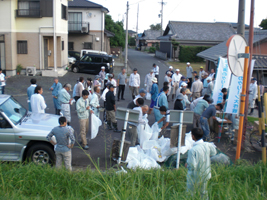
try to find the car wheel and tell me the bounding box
[26,144,55,166]
[72,66,79,73]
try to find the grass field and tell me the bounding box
[0,162,266,199]
[167,62,206,77]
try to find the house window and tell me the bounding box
[68,12,82,31]
[68,42,74,50]
[17,41,27,54]
[61,4,67,20]
[62,41,64,51]
[18,1,40,17]
[84,42,92,49]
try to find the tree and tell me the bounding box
[105,14,125,47]
[128,37,136,46]
[150,23,162,31]
[259,18,267,30]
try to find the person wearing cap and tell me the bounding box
[205,77,213,96]
[186,62,193,88]
[99,66,106,89]
[180,88,191,109]
[129,68,140,99]
[148,77,159,114]
[27,79,37,112]
[172,69,183,101]
[152,63,159,84]
[176,82,188,95]
[192,71,198,82]
[105,85,120,132]
[199,66,205,80]
[200,103,223,141]
[154,86,169,128]
[191,75,203,101]
[174,93,185,110]
[93,75,101,88]
[208,69,215,80]
[117,68,127,101]
[165,66,174,77]
[58,84,73,125]
[193,97,211,128]
[50,78,62,115]
[164,71,172,101]
[107,74,117,96]
[248,78,258,115]
[144,69,155,93]
[90,86,101,118]
[179,76,189,87]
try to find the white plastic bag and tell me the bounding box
[142,140,159,150]
[91,113,102,139]
[146,93,151,100]
[151,122,160,140]
[138,124,153,148]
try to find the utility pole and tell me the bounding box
[161,0,163,35]
[124,1,129,73]
[237,0,245,36]
[53,0,57,72]
[136,3,139,47]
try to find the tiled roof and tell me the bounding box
[140,30,161,40]
[68,0,109,12]
[253,55,267,70]
[197,30,267,63]
[158,21,236,42]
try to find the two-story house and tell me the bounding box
[68,0,113,54]
[0,0,70,76]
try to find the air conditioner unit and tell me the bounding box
[81,26,88,33]
[26,66,36,76]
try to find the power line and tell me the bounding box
[166,0,185,17]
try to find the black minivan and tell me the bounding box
[71,53,113,74]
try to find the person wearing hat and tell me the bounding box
[165,66,174,77]
[90,86,101,118]
[164,71,172,101]
[186,62,193,88]
[193,97,211,128]
[199,66,205,80]
[117,68,127,101]
[144,69,155,93]
[50,77,63,115]
[152,63,159,84]
[191,75,203,101]
[127,88,146,109]
[107,74,117,96]
[174,93,185,110]
[172,69,183,101]
[179,76,189,87]
[154,86,169,128]
[99,66,106,90]
[129,68,140,99]
[176,82,188,95]
[94,75,101,88]
[248,78,258,115]
[205,77,213,96]
[58,83,73,125]
[148,77,159,115]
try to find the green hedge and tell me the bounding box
[179,46,210,62]
[149,47,156,53]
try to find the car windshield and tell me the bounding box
[0,97,27,125]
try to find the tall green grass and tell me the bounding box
[0,162,266,199]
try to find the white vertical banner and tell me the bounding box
[212,57,232,104]
[225,60,255,114]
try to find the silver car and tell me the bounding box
[0,95,59,165]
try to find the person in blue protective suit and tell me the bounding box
[50,77,62,115]
[153,85,169,128]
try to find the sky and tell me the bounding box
[96,0,267,33]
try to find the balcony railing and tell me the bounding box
[68,21,90,34]
[16,9,42,18]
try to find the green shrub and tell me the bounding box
[149,47,156,53]
[179,46,210,62]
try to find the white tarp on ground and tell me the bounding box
[126,121,195,169]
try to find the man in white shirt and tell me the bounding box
[153,63,159,84]
[128,105,149,146]
[90,86,101,118]
[208,69,215,81]
[74,77,85,102]
[172,69,182,100]
[107,74,117,96]
[129,68,140,99]
[30,86,47,113]
[144,69,155,93]
[0,68,9,94]
[206,77,214,96]
[191,76,203,101]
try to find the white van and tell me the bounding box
[80,50,108,57]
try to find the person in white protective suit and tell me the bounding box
[144,69,155,93]
[185,128,217,198]
[58,84,73,125]
[90,86,101,118]
[248,77,258,115]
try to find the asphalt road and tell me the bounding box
[5,49,261,169]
